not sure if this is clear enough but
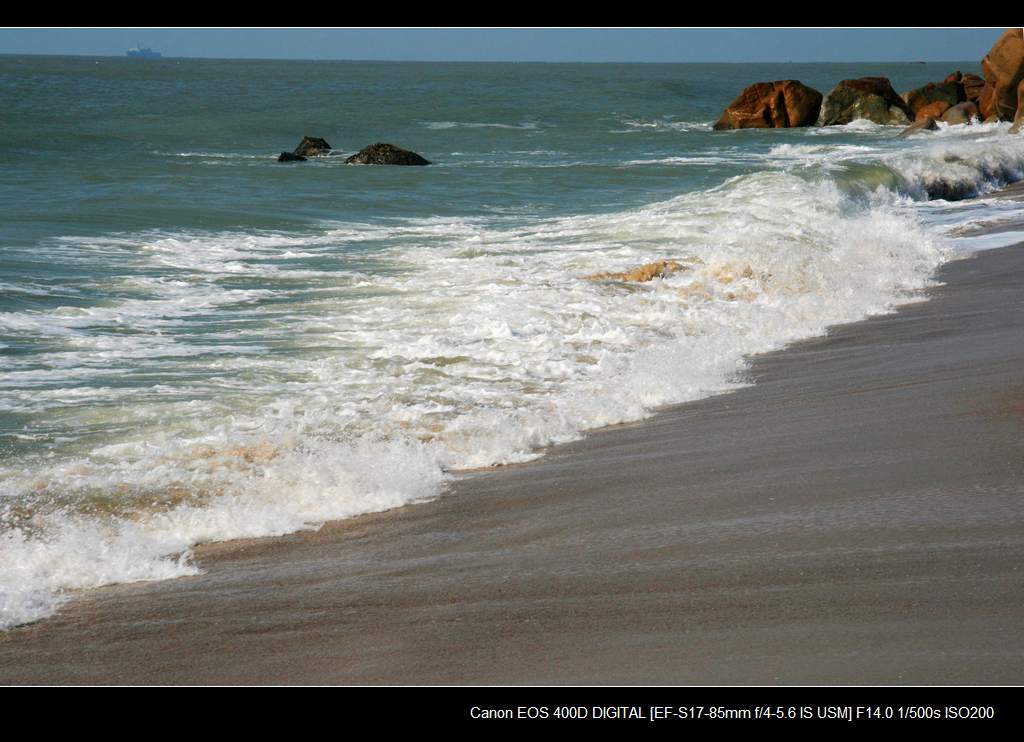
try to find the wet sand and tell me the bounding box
[2,213,1024,684]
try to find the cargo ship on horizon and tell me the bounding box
[126,45,162,59]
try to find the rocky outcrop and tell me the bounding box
[902,81,962,118]
[587,260,688,282]
[293,136,332,157]
[915,100,951,121]
[1011,79,1024,133]
[981,28,1024,120]
[897,117,940,138]
[345,143,430,166]
[817,77,913,126]
[712,80,822,130]
[277,152,308,162]
[940,101,980,126]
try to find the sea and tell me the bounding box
[2,56,1024,628]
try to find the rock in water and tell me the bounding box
[277,152,308,162]
[587,260,688,282]
[902,82,963,118]
[981,28,1024,120]
[897,117,940,138]
[293,136,332,157]
[817,77,913,126]
[345,143,431,166]
[915,100,951,121]
[940,101,980,125]
[712,80,822,130]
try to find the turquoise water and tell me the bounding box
[2,55,1024,628]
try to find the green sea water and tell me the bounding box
[2,55,1023,628]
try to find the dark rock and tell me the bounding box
[944,70,962,83]
[345,142,430,166]
[293,136,332,157]
[981,28,1024,120]
[817,77,913,126]
[712,80,822,130]
[940,101,980,125]
[902,82,963,117]
[277,152,308,162]
[897,117,939,138]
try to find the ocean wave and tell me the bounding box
[611,118,713,133]
[421,121,542,130]
[0,157,966,628]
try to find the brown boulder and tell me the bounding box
[915,100,951,121]
[817,77,913,126]
[1011,79,1024,133]
[981,28,1024,120]
[712,80,823,130]
[944,71,962,83]
[897,117,939,139]
[978,83,998,119]
[902,81,963,116]
[961,73,987,102]
[940,101,980,125]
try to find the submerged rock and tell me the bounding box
[981,28,1024,120]
[277,151,308,162]
[817,77,913,126]
[345,142,430,166]
[940,101,980,125]
[587,259,688,283]
[293,136,332,157]
[712,80,822,130]
[897,117,939,138]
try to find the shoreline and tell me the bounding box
[2,202,1024,684]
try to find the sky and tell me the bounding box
[0,28,1005,63]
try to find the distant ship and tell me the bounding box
[126,45,162,59]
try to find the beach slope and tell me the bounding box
[2,233,1024,685]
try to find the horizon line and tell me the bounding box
[0,51,984,65]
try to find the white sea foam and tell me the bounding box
[612,118,713,133]
[422,121,541,130]
[2,128,1024,629]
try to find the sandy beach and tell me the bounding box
[2,198,1024,684]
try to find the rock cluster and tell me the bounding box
[713,28,1024,136]
[276,137,430,165]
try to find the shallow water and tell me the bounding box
[2,56,1024,628]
